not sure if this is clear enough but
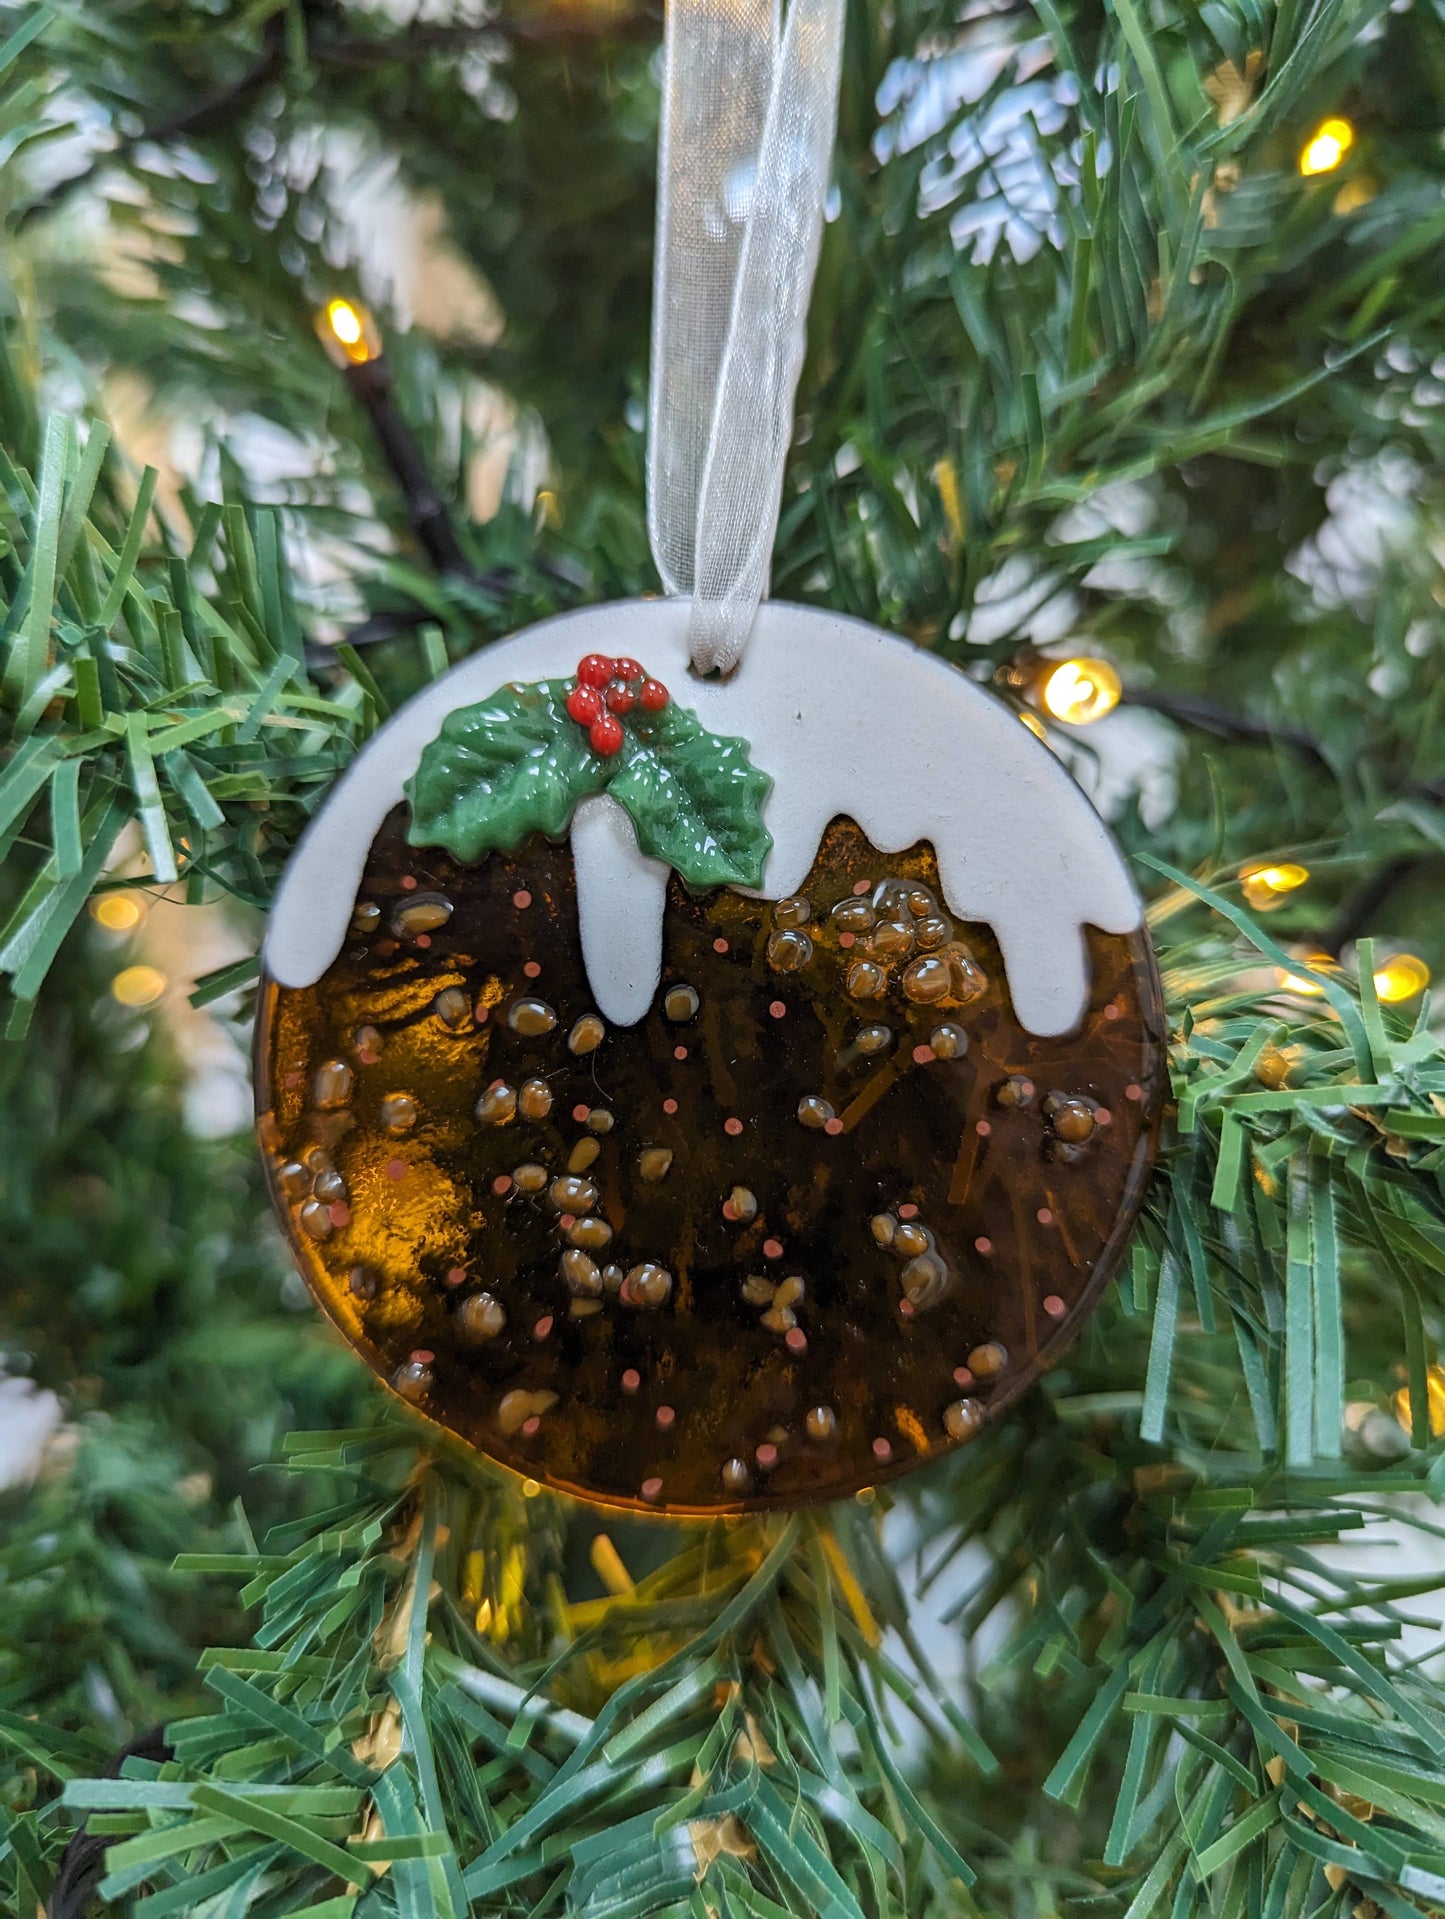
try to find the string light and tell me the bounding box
[1276,951,1334,998]
[1299,116,1354,178]
[111,964,168,1008]
[1394,1365,1445,1440]
[1239,861,1309,911]
[1039,658,1121,726]
[89,893,143,932]
[1373,953,1430,1004]
[316,297,380,368]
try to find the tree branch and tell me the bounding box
[17,5,659,229]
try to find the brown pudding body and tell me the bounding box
[256,811,1166,1513]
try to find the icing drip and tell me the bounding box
[264,600,1143,1037]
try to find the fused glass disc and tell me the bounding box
[257,812,1165,1513]
[257,600,1167,1511]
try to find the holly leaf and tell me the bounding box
[608,701,773,890]
[404,680,607,861]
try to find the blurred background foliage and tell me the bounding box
[1,0,1445,1910]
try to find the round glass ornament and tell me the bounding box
[256,601,1166,1513]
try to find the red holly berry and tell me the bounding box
[614,657,644,683]
[577,653,615,689]
[639,678,670,712]
[566,684,603,725]
[605,679,636,715]
[589,713,624,756]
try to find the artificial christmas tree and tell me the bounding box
[2,0,1445,1912]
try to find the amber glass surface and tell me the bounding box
[256,811,1166,1513]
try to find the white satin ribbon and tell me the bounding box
[647,0,846,675]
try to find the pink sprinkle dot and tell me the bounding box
[722,1200,738,1222]
[1021,1080,1035,1098]
[762,1238,783,1260]
[839,932,855,949]
[975,1119,991,1138]
[1043,1294,1067,1319]
[572,1103,591,1123]
[559,1213,575,1232]
[898,1203,919,1220]
[755,1443,778,1468]
[283,1071,302,1089]
[401,876,418,891]
[513,890,532,910]
[524,960,542,979]
[974,1236,993,1255]
[785,1326,808,1352]
[621,1368,641,1394]
[663,1098,679,1116]
[411,1348,434,1364]
[475,1003,490,1023]
[824,1117,844,1136]
[416,934,432,950]
[713,937,729,954]
[1125,1083,1143,1102]
[872,1437,892,1462]
[953,1366,974,1388]
[386,1158,408,1182]
[641,1477,663,1503]
[492,1175,512,1196]
[674,1044,688,1061]
[533,1315,553,1341]
[912,1044,934,1065]
[1037,1207,1054,1226]
[853,880,870,896]
[445,1267,466,1288]
[769,1001,787,1019]
[656,1405,676,1429]
[328,1203,350,1228]
[521,1415,540,1438]
[357,1049,379,1066]
[1095,1107,1113,1126]
[899,1299,915,1318]
[724,1116,744,1136]
[1104,1002,1121,1021]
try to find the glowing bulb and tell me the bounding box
[1373,954,1430,1004]
[521,1477,541,1499]
[1040,658,1121,726]
[111,964,167,1008]
[1240,861,1310,910]
[1276,951,1334,998]
[1299,116,1354,178]
[1394,1365,1445,1439]
[90,893,143,932]
[317,297,379,367]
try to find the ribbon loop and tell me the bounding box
[648,0,846,675]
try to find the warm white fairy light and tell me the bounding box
[1276,950,1334,997]
[1240,861,1309,911]
[1373,953,1430,1004]
[317,297,380,368]
[90,892,143,932]
[1299,116,1355,178]
[111,963,168,1008]
[1039,658,1121,726]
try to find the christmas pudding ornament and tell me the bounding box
[255,0,1166,1513]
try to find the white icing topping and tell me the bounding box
[264,599,1144,1036]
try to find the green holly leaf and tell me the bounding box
[404,680,607,861]
[608,701,773,890]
